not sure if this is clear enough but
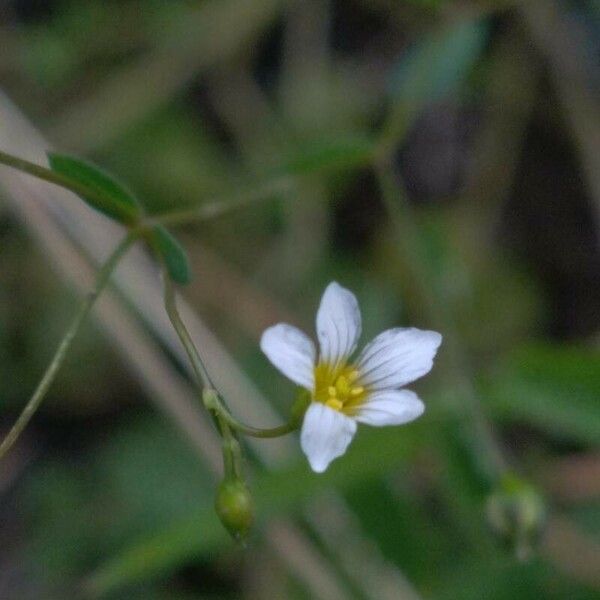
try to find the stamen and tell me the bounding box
[314,363,367,413]
[335,376,350,395]
[325,398,343,411]
[347,370,360,383]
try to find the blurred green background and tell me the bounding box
[1,0,599,598]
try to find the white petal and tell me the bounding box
[354,389,424,427]
[300,403,357,473]
[316,282,361,370]
[260,323,316,389]
[357,327,442,390]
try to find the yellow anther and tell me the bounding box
[335,376,350,395]
[347,370,360,383]
[314,363,367,413]
[325,398,343,411]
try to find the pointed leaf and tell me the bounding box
[282,136,374,176]
[390,20,488,107]
[484,344,600,445]
[48,153,141,225]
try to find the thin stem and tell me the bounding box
[0,148,293,230]
[219,418,244,480]
[374,158,508,481]
[151,175,294,227]
[163,274,214,389]
[0,149,136,225]
[0,231,137,460]
[203,390,299,439]
[163,275,299,439]
[376,105,413,162]
[220,413,299,439]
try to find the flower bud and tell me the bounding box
[215,478,254,542]
[486,473,546,561]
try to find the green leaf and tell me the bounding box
[88,424,421,595]
[483,344,600,445]
[281,136,375,176]
[151,225,191,285]
[434,557,598,600]
[47,153,142,225]
[388,20,488,127]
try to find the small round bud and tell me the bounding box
[486,473,546,561]
[215,479,254,542]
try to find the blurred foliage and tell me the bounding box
[485,343,600,445]
[0,0,599,599]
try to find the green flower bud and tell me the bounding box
[486,473,546,561]
[215,479,254,542]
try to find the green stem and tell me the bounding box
[220,413,299,439]
[219,418,243,480]
[163,274,299,439]
[0,148,292,230]
[373,158,508,481]
[163,274,214,389]
[0,149,136,225]
[151,175,294,227]
[203,389,299,439]
[375,105,413,162]
[0,231,137,460]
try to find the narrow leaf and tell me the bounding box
[484,344,600,445]
[282,136,374,176]
[390,20,488,106]
[48,153,141,225]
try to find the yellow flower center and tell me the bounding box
[313,363,367,414]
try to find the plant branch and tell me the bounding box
[373,157,508,482]
[203,389,300,439]
[0,149,136,225]
[150,175,294,227]
[0,231,137,460]
[0,147,294,230]
[163,274,214,389]
[163,274,300,439]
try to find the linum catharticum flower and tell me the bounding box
[261,282,442,472]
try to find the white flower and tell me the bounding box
[260,282,442,473]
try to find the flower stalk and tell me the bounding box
[162,272,300,440]
[163,273,213,389]
[203,389,301,439]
